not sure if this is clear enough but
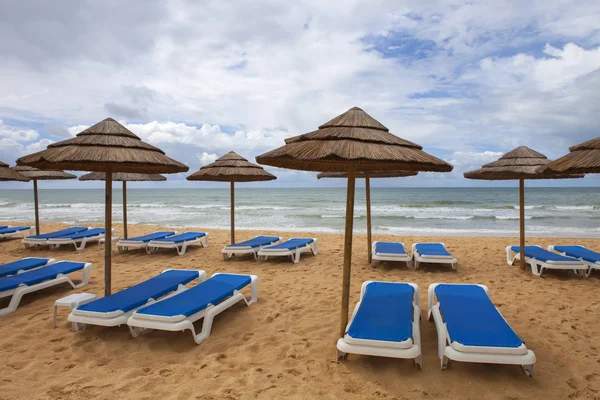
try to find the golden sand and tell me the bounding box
[1,221,599,399]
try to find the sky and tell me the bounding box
[1,0,600,189]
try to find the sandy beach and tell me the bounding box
[1,221,599,400]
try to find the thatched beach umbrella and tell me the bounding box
[12,165,76,235]
[17,118,188,295]
[257,106,453,338]
[545,137,600,174]
[464,146,583,269]
[0,161,30,182]
[187,152,276,244]
[79,172,167,239]
[317,171,418,263]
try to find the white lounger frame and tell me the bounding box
[147,233,209,256]
[506,246,588,277]
[548,245,597,277]
[69,269,206,331]
[336,281,422,368]
[412,243,457,270]
[117,231,178,254]
[0,226,32,240]
[371,242,412,267]
[0,262,92,316]
[47,229,114,251]
[427,283,536,376]
[127,273,258,344]
[221,237,282,261]
[257,238,318,263]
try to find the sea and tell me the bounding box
[0,187,599,237]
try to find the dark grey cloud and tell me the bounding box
[45,125,71,138]
[104,103,147,120]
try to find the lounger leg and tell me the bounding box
[414,356,422,370]
[52,305,57,329]
[337,349,347,360]
[441,355,449,370]
[178,244,186,256]
[522,364,534,377]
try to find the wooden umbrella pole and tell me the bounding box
[230,181,235,244]
[122,181,128,239]
[365,176,372,263]
[33,179,40,235]
[519,178,525,270]
[105,169,113,296]
[339,166,356,338]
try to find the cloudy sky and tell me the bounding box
[1,0,599,188]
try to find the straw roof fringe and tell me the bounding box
[317,171,418,179]
[187,151,277,182]
[79,172,167,182]
[545,137,600,174]
[0,161,30,181]
[17,118,188,174]
[12,165,76,180]
[257,107,453,172]
[464,146,584,180]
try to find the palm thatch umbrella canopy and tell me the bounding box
[464,146,583,269]
[257,106,453,339]
[79,172,167,239]
[17,118,188,296]
[545,137,600,174]
[317,171,418,263]
[0,161,30,182]
[187,152,276,244]
[12,165,76,235]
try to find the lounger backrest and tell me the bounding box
[375,242,406,254]
[267,238,313,250]
[510,246,575,262]
[0,261,87,292]
[154,232,205,243]
[27,226,88,240]
[135,274,252,318]
[346,282,414,342]
[128,231,176,242]
[0,257,50,278]
[229,236,279,248]
[58,228,105,240]
[415,243,451,256]
[0,226,30,234]
[554,246,600,263]
[435,284,523,348]
[76,270,199,313]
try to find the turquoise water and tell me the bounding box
[1,187,599,237]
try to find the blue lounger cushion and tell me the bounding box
[415,243,452,257]
[76,270,199,314]
[0,226,7,229]
[375,242,407,255]
[0,226,31,234]
[264,238,313,251]
[510,246,576,263]
[54,228,105,240]
[0,261,87,292]
[0,257,52,278]
[227,236,279,248]
[26,226,88,240]
[435,284,523,348]
[553,246,600,264]
[135,274,251,318]
[124,231,176,242]
[152,232,205,243]
[346,282,414,343]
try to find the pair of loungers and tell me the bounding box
[0,225,32,240]
[372,242,457,270]
[337,281,535,376]
[68,269,257,344]
[22,226,108,251]
[222,236,318,263]
[117,231,208,256]
[0,257,92,316]
[506,245,593,277]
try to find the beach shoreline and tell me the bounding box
[1,220,599,399]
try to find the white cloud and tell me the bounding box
[199,152,217,165]
[0,120,38,141]
[448,151,504,170]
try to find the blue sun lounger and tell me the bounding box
[117,231,176,253]
[428,283,536,376]
[0,226,32,240]
[0,261,92,316]
[506,245,587,277]
[371,242,411,267]
[127,272,258,344]
[22,226,88,247]
[0,257,56,278]
[221,236,281,260]
[549,245,599,277]
[337,281,422,368]
[47,228,108,251]
[412,243,457,270]
[69,269,205,331]
[147,232,208,256]
[257,238,318,263]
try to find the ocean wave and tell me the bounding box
[554,205,594,210]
